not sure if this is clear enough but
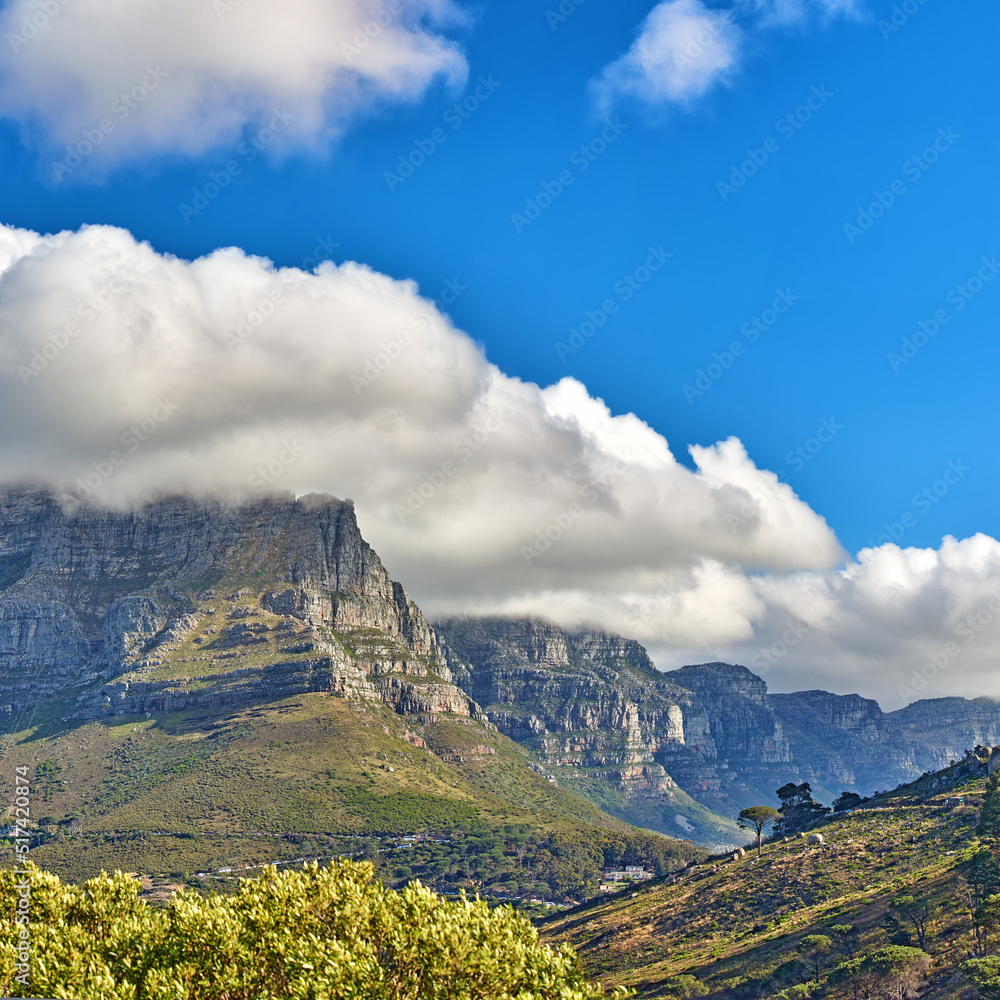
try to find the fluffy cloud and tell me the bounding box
[0,222,838,615]
[593,0,861,112]
[2,221,998,711]
[0,0,467,170]
[700,535,1000,709]
[592,0,743,110]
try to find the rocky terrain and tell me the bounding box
[0,487,485,728]
[435,616,1000,830]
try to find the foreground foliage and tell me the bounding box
[0,860,615,1000]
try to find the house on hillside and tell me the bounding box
[603,865,654,882]
[944,796,965,807]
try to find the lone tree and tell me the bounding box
[738,806,781,858]
[830,923,861,959]
[889,894,937,950]
[797,934,832,981]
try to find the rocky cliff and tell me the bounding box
[436,616,1000,830]
[0,487,485,725]
[436,618,743,846]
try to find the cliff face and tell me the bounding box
[437,617,1000,825]
[436,618,741,847]
[0,488,484,724]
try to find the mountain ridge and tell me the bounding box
[4,487,1000,864]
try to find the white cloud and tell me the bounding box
[2,221,998,712]
[750,0,863,26]
[593,0,743,111]
[0,0,467,170]
[593,0,862,112]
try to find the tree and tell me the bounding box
[830,946,928,1000]
[963,955,1000,999]
[738,806,781,858]
[965,849,1000,955]
[830,923,861,959]
[661,974,708,998]
[797,934,832,980]
[980,773,1000,837]
[776,782,830,833]
[0,861,611,1000]
[889,894,937,950]
[976,894,1000,959]
[832,791,864,813]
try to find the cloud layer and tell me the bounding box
[1,222,998,710]
[0,0,467,171]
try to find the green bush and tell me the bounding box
[1,861,617,999]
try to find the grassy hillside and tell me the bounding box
[0,689,703,902]
[541,758,992,998]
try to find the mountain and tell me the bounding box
[0,487,702,892]
[4,484,1000,889]
[434,616,1000,829]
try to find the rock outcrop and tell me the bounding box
[0,487,485,725]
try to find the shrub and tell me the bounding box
[1,861,614,999]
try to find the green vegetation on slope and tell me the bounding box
[0,691,702,901]
[541,758,994,998]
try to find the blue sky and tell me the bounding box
[0,0,998,703]
[2,0,996,556]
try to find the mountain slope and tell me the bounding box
[0,488,700,893]
[435,614,1000,831]
[541,751,994,998]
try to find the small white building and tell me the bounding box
[603,866,654,882]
